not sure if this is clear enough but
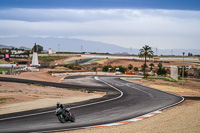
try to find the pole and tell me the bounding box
[58,44,60,52]
[182,52,185,85]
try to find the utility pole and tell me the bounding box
[182,52,185,85]
[156,47,158,55]
[130,47,132,54]
[58,44,60,52]
[171,49,173,56]
[81,45,83,53]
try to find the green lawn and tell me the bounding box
[0,69,9,74]
[34,56,67,62]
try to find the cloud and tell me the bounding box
[0,8,200,22]
[0,8,200,49]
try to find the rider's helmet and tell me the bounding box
[57,101,64,109]
[57,102,61,107]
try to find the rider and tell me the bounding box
[56,102,64,109]
[56,102,70,116]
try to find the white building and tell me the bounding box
[11,50,24,54]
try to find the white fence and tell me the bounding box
[51,72,118,76]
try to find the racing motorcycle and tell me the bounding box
[55,108,75,123]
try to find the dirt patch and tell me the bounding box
[126,78,200,97]
[0,69,66,83]
[0,70,105,114]
[105,59,195,68]
[0,82,104,115]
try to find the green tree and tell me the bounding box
[128,64,133,71]
[158,63,162,69]
[117,65,127,74]
[139,45,154,78]
[179,67,188,77]
[32,45,43,53]
[134,67,138,71]
[92,67,97,72]
[157,68,167,76]
[157,63,167,76]
[68,65,74,70]
[102,65,113,72]
[149,63,154,71]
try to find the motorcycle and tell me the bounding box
[55,108,75,123]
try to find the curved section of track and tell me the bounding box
[0,76,183,133]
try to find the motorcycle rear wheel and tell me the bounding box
[58,114,65,123]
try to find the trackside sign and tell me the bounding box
[0,54,29,59]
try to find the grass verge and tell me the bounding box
[0,69,9,74]
[37,56,67,62]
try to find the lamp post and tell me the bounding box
[182,52,185,85]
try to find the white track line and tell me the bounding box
[0,76,123,121]
[33,77,185,133]
[121,77,185,111]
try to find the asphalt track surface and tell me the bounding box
[67,58,94,65]
[0,76,183,133]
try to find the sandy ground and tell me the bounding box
[57,78,200,133]
[126,78,200,97]
[0,69,66,83]
[0,70,105,115]
[107,59,196,68]
[0,81,104,115]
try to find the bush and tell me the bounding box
[103,65,127,73]
[102,65,113,72]
[128,64,133,70]
[134,67,138,71]
[141,64,148,71]
[68,65,74,70]
[117,65,127,74]
[179,69,188,77]
[157,68,167,75]
[92,67,97,72]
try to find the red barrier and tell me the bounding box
[125,72,136,75]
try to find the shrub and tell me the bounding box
[92,67,97,72]
[128,64,133,70]
[157,68,167,75]
[117,65,127,74]
[102,65,113,72]
[134,67,138,71]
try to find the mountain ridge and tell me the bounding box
[0,36,199,55]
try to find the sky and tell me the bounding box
[0,0,200,49]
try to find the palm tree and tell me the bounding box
[139,45,154,78]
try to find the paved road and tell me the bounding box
[67,58,93,65]
[0,76,183,133]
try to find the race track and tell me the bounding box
[0,76,183,133]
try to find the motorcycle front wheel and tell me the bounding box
[70,113,75,122]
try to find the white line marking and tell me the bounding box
[112,78,154,98]
[0,76,123,121]
[121,77,185,111]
